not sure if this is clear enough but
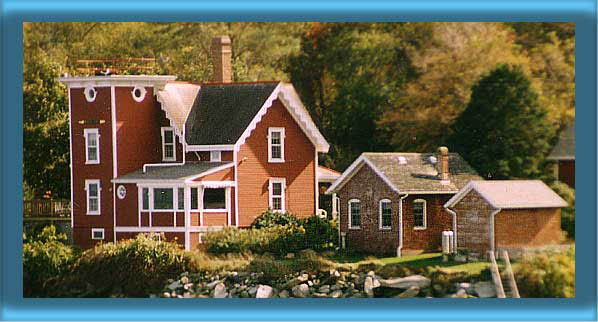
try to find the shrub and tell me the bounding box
[52,234,200,297]
[515,247,575,298]
[300,216,338,251]
[23,226,77,297]
[202,225,306,256]
[250,210,300,229]
[550,182,575,239]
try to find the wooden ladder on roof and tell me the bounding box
[488,250,520,298]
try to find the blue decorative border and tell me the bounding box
[1,1,596,321]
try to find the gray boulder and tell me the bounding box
[394,286,420,298]
[474,281,497,298]
[378,275,431,289]
[213,283,228,298]
[256,285,273,298]
[292,284,310,298]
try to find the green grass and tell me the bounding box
[330,252,490,275]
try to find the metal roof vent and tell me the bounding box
[429,156,437,164]
[397,156,407,165]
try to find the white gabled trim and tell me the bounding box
[114,226,186,233]
[268,178,286,212]
[378,198,392,230]
[111,86,117,178]
[327,155,400,194]
[267,127,285,163]
[413,199,427,230]
[68,88,74,228]
[235,83,282,151]
[91,228,105,240]
[233,83,330,154]
[183,162,235,182]
[443,181,495,209]
[186,144,234,152]
[348,199,361,230]
[83,128,100,165]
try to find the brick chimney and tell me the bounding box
[437,146,450,183]
[211,36,232,83]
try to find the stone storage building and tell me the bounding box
[444,180,567,258]
[326,147,482,256]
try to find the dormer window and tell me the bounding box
[131,86,147,102]
[161,127,176,161]
[210,151,221,162]
[268,127,285,163]
[84,86,97,102]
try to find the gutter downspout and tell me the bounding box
[489,208,502,259]
[143,128,186,173]
[397,193,409,257]
[445,207,457,253]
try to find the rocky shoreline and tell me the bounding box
[156,269,497,299]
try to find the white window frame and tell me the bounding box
[413,199,427,230]
[268,178,286,212]
[91,228,105,240]
[267,127,285,163]
[379,198,392,230]
[210,151,222,162]
[202,187,228,213]
[84,128,100,165]
[161,127,176,161]
[85,179,101,215]
[348,199,361,230]
[137,185,186,213]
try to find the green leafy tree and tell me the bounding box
[448,64,556,179]
[23,50,69,198]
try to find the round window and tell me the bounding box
[84,86,97,102]
[131,86,147,102]
[117,185,127,199]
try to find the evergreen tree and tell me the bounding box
[449,64,555,179]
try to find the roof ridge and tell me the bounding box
[199,80,281,86]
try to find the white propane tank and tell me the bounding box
[442,231,451,254]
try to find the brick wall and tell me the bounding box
[495,208,563,247]
[449,190,494,255]
[336,164,454,255]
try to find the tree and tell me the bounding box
[448,64,555,179]
[23,50,69,198]
[286,23,420,169]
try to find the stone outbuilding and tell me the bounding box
[444,180,567,258]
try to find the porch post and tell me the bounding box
[184,186,191,250]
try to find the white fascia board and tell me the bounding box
[115,226,185,233]
[57,75,176,88]
[186,144,235,152]
[111,178,185,184]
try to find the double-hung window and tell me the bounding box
[84,128,100,164]
[268,178,286,212]
[348,199,361,229]
[85,179,101,215]
[379,199,392,230]
[268,127,285,163]
[413,199,427,229]
[161,127,176,161]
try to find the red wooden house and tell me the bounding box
[59,36,330,249]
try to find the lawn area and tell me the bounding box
[331,252,490,275]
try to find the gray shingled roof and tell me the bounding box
[361,152,482,193]
[548,123,575,160]
[185,82,279,145]
[113,162,232,182]
[446,180,568,209]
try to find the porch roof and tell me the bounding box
[113,162,233,183]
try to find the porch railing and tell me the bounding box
[23,199,71,218]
